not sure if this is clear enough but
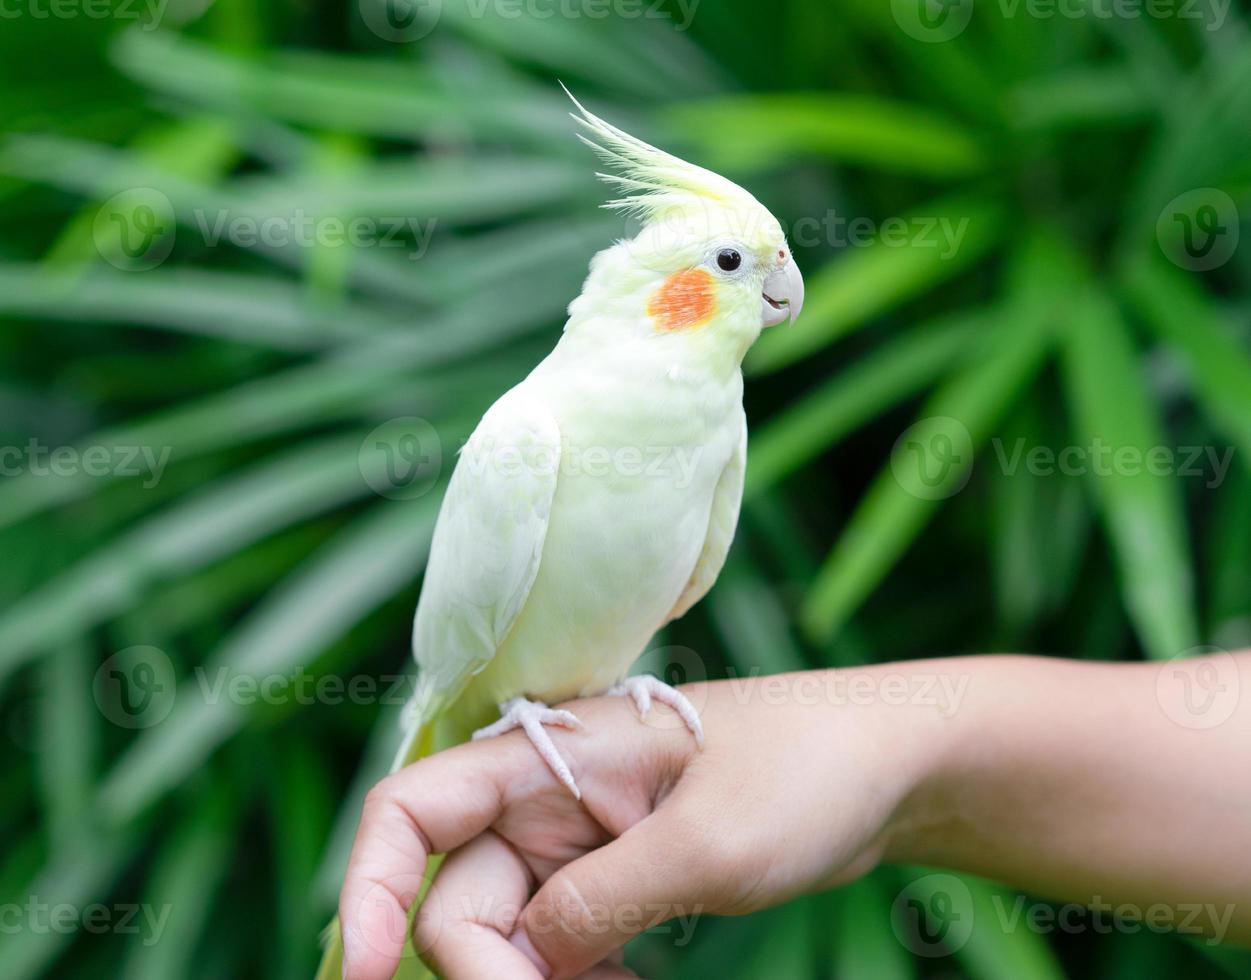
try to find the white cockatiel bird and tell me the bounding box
[317,91,802,979]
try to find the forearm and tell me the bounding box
[881,652,1251,941]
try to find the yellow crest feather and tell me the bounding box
[561,83,760,221]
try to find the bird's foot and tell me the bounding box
[472,697,584,799]
[607,675,705,748]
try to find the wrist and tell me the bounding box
[876,655,1017,868]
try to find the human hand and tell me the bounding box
[339,670,948,980]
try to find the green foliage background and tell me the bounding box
[1,0,1250,977]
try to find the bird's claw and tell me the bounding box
[607,675,704,748]
[473,697,583,799]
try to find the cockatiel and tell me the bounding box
[317,91,802,979]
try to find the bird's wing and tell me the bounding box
[666,416,747,623]
[410,388,561,712]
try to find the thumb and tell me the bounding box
[511,809,713,978]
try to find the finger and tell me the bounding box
[416,831,544,980]
[340,737,538,980]
[513,808,709,978]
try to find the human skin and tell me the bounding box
[339,651,1251,979]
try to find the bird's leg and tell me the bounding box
[607,675,705,748]
[472,697,584,799]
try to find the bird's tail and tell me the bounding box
[315,707,442,980]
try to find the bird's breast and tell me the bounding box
[462,370,741,713]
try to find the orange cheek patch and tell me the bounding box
[646,268,716,331]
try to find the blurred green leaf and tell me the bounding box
[956,877,1066,980]
[0,316,540,531]
[0,833,138,980]
[832,875,915,980]
[121,789,235,980]
[36,639,97,851]
[1,134,588,240]
[801,235,1061,643]
[97,498,438,824]
[1123,40,1251,251]
[1006,67,1153,130]
[434,0,725,98]
[1060,288,1198,660]
[1122,254,1251,462]
[748,197,1004,374]
[735,899,817,980]
[710,554,807,675]
[1206,467,1251,650]
[669,94,986,176]
[746,312,985,496]
[111,29,571,143]
[269,738,335,979]
[0,265,404,348]
[0,434,374,684]
[989,399,1092,632]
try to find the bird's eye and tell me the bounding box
[716,248,742,272]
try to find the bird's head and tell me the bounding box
[564,90,804,360]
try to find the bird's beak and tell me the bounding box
[760,255,804,327]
